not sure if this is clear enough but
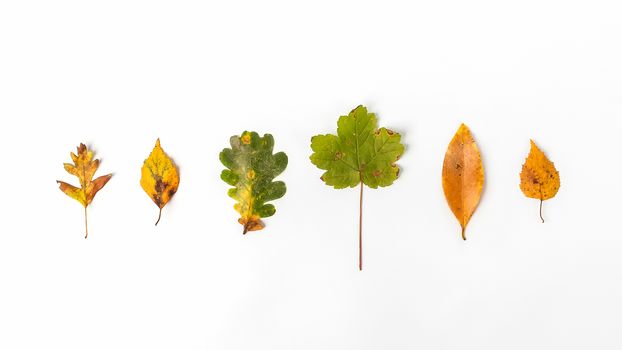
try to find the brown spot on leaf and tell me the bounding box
[155,179,167,193]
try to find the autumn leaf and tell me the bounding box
[57,143,112,239]
[220,131,288,234]
[442,123,484,240]
[310,105,404,270]
[140,139,180,225]
[520,139,560,222]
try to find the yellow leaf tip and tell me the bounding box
[458,123,470,134]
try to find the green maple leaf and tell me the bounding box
[220,131,288,234]
[310,105,404,270]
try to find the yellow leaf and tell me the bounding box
[520,140,560,222]
[442,124,485,240]
[57,143,112,238]
[140,139,180,225]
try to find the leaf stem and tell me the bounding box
[155,207,162,226]
[461,226,466,241]
[84,206,88,239]
[359,181,363,271]
[540,199,544,223]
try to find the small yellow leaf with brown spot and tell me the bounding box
[442,124,485,240]
[520,140,560,223]
[140,139,179,225]
[57,143,112,239]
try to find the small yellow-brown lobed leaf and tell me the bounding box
[140,139,179,225]
[57,143,112,207]
[57,143,112,238]
[442,124,485,240]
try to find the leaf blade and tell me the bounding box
[520,139,560,222]
[140,139,179,225]
[520,139,560,200]
[442,123,484,240]
[57,143,112,238]
[220,131,288,234]
[309,105,404,270]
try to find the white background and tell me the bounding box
[1,1,621,349]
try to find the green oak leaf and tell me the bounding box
[310,105,404,270]
[220,131,288,234]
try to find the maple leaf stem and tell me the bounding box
[84,206,88,239]
[359,181,363,271]
[155,207,162,226]
[540,199,545,223]
[461,226,466,241]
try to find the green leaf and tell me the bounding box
[220,131,288,234]
[310,105,404,189]
[309,105,404,270]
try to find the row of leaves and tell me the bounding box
[58,105,560,270]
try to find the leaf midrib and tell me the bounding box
[353,115,372,175]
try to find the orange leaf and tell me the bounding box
[442,124,485,240]
[520,140,560,222]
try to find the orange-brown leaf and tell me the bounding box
[520,139,560,222]
[442,124,485,240]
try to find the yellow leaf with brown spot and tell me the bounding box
[140,139,179,225]
[57,143,112,239]
[442,124,485,240]
[520,140,560,222]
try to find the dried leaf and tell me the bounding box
[310,105,404,270]
[442,124,484,240]
[520,139,560,222]
[57,143,112,238]
[140,139,180,225]
[220,131,287,234]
